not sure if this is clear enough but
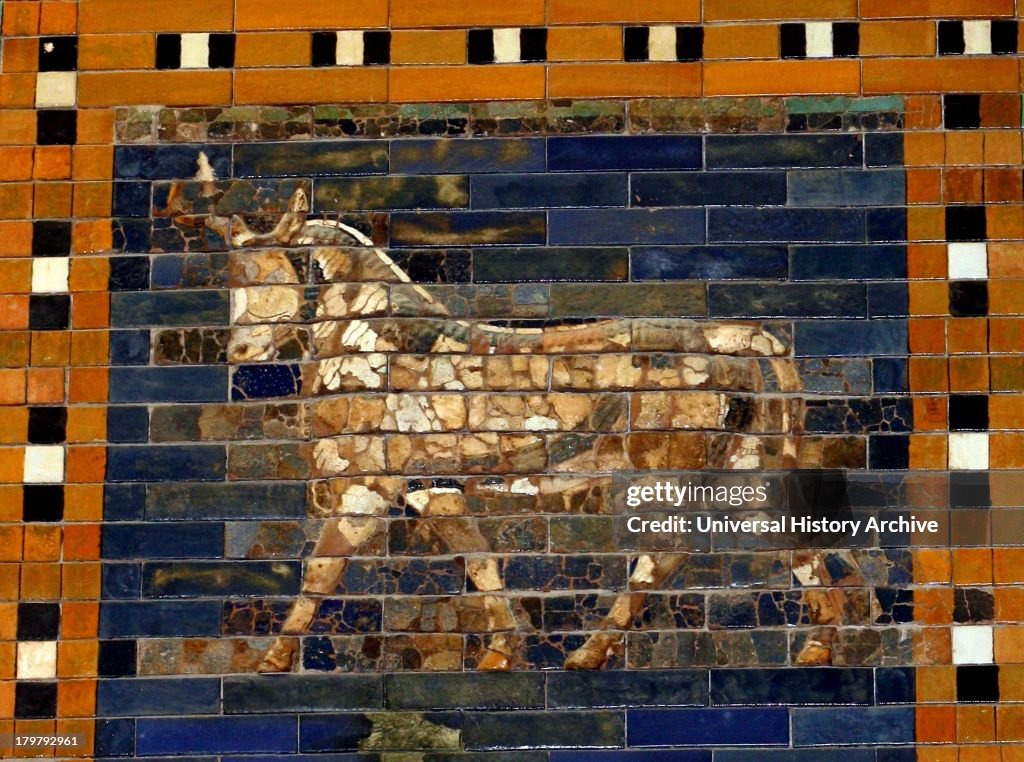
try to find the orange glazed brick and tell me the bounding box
[20,563,61,600]
[64,484,103,522]
[948,356,989,391]
[981,95,1022,128]
[23,525,61,562]
[945,131,985,166]
[904,133,945,167]
[69,258,110,293]
[0,565,18,600]
[236,69,387,105]
[26,368,64,403]
[78,35,155,71]
[34,146,72,181]
[991,434,1024,468]
[704,60,859,96]
[393,66,545,103]
[862,0,1014,17]
[0,297,29,331]
[73,182,113,218]
[237,0,387,30]
[990,279,1024,314]
[0,526,23,561]
[943,168,983,204]
[914,548,951,584]
[703,25,779,60]
[0,369,26,405]
[990,396,1024,429]
[909,282,949,317]
[958,705,996,743]
[61,602,99,639]
[916,706,956,743]
[80,0,233,32]
[998,706,1024,742]
[995,549,1024,583]
[996,588,1024,623]
[705,0,856,20]
[549,0,699,24]
[864,59,1019,94]
[66,407,106,442]
[907,170,942,204]
[0,112,38,146]
[61,562,100,600]
[991,318,1024,352]
[953,548,993,585]
[914,587,953,625]
[990,245,1024,277]
[0,73,35,109]
[66,446,105,484]
[39,2,78,35]
[79,71,232,107]
[0,642,14,679]
[391,31,467,65]
[30,332,70,367]
[917,666,956,702]
[0,222,33,256]
[57,680,96,718]
[72,220,114,254]
[909,318,945,354]
[69,331,108,366]
[909,357,949,393]
[0,260,32,294]
[907,207,945,242]
[859,21,935,56]
[0,146,33,180]
[0,603,17,638]
[2,2,39,36]
[909,434,946,469]
[69,368,108,403]
[985,169,1024,203]
[72,146,114,182]
[2,38,38,73]
[72,292,109,329]
[948,318,988,354]
[76,110,116,146]
[235,33,311,68]
[913,397,947,431]
[997,631,1024,663]
[988,208,1024,242]
[57,640,98,678]
[0,334,30,368]
[904,95,942,131]
[391,0,544,29]
[549,63,700,99]
[0,408,27,443]
[63,523,101,560]
[547,27,623,62]
[983,131,1023,166]
[34,182,73,219]
[0,185,33,220]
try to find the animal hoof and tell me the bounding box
[565,632,621,670]
[257,639,297,673]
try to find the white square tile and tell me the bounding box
[805,22,834,58]
[336,30,365,66]
[35,71,77,109]
[949,432,989,471]
[493,28,522,63]
[32,257,69,293]
[947,242,988,280]
[963,21,993,55]
[952,625,994,664]
[648,26,677,62]
[180,33,211,69]
[23,445,64,483]
[17,641,57,680]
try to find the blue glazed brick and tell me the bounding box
[474,247,629,282]
[710,668,873,706]
[98,678,221,717]
[791,707,914,746]
[107,406,149,443]
[876,751,918,762]
[632,172,787,206]
[867,208,908,242]
[142,561,301,597]
[550,209,705,245]
[96,718,135,758]
[632,246,788,281]
[300,714,460,752]
[102,523,224,559]
[105,444,226,482]
[709,284,866,318]
[548,670,708,709]
[114,145,231,180]
[103,484,145,521]
[553,753,710,762]
[471,173,628,209]
[628,708,789,747]
[866,133,905,167]
[137,716,298,756]
[110,291,229,327]
[392,138,545,174]
[705,134,862,169]
[548,136,702,171]
[150,254,228,290]
[788,171,905,207]
[232,364,302,400]
[709,208,865,243]
[790,245,906,280]
[101,563,141,599]
[869,283,909,317]
[385,673,544,710]
[877,668,916,704]
[99,601,222,637]
[716,752,874,762]
[874,358,909,394]
[112,218,154,253]
[146,483,306,520]
[794,321,908,357]
[224,758,377,762]
[113,182,152,217]
[109,330,151,365]
[464,711,624,751]
[109,368,228,403]
[234,141,387,177]
[224,675,383,714]
[109,257,151,291]
[390,211,546,247]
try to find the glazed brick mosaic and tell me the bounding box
[2,1,1024,759]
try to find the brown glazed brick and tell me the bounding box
[34,147,72,181]
[907,207,945,241]
[916,706,957,744]
[235,33,312,68]
[66,447,106,485]
[0,334,30,368]
[237,0,387,30]
[69,258,110,293]
[2,38,38,73]
[23,525,61,562]
[998,706,1024,742]
[995,549,1024,583]
[863,59,1020,94]
[68,368,107,403]
[1,2,40,36]
[0,408,27,443]
[861,0,1014,17]
[66,407,106,442]
[995,588,1024,622]
[73,183,112,218]
[26,368,63,404]
[909,357,949,393]
[57,680,96,718]
[0,73,35,109]
[79,35,156,71]
[79,72,233,107]
[909,283,949,317]
[703,25,779,60]
[0,112,38,146]
[943,169,983,204]
[31,332,70,367]
[20,563,62,600]
[991,433,1024,468]
[58,640,99,678]
[0,565,18,600]
[39,2,78,35]
[0,222,33,256]
[906,170,942,204]
[0,369,26,405]
[393,66,545,103]
[71,292,109,329]
[391,31,467,65]
[948,356,989,392]
[990,396,1024,429]
[0,527,23,561]
[550,0,700,24]
[704,61,859,96]
[80,0,233,32]
[997,634,1024,665]
[945,132,985,166]
[0,642,14,679]
[392,0,544,28]
[909,434,946,469]
[69,331,108,367]
[705,0,856,21]
[984,169,1024,203]
[61,602,99,640]
[61,563,101,600]
[991,317,1024,352]
[948,318,988,354]
[547,28,623,62]
[904,133,945,167]
[990,279,1024,313]
[958,706,996,743]
[983,131,1023,166]
[952,548,993,585]
[76,111,116,146]
[981,94,1023,128]
[0,297,29,331]
[907,244,946,278]
[64,484,103,522]
[914,549,952,584]
[236,69,388,105]
[63,523,101,560]
[859,21,936,56]
[72,221,114,255]
[0,185,33,220]
[0,260,32,294]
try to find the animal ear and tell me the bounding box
[287,185,311,215]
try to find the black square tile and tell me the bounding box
[869,435,909,470]
[957,665,999,702]
[363,30,391,65]
[28,407,67,445]
[992,20,1018,55]
[949,281,989,317]
[468,29,495,64]
[311,31,337,66]
[624,26,649,62]
[780,23,807,59]
[16,602,60,640]
[832,22,860,57]
[156,34,181,69]
[675,26,704,61]
[109,256,150,291]
[32,220,72,256]
[36,110,77,145]
[22,485,64,522]
[944,94,981,130]
[949,395,989,431]
[208,33,236,68]
[15,683,57,720]
[98,640,138,678]
[938,20,965,55]
[954,588,995,623]
[519,28,547,62]
[950,473,991,508]
[28,294,71,330]
[38,36,78,72]
[946,205,987,241]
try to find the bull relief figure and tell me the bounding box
[173,163,806,672]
